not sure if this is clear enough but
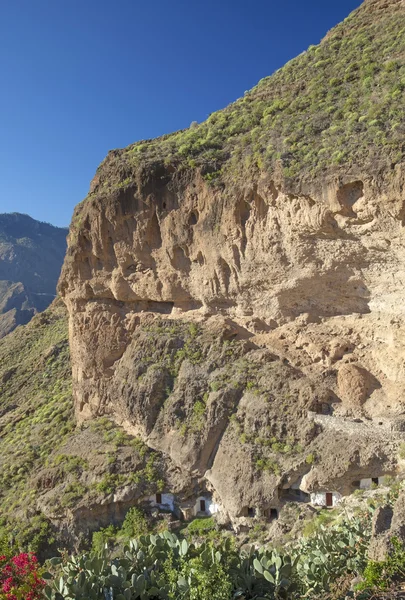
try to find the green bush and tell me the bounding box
[181,517,216,538]
[33,509,389,599]
[294,514,371,595]
[306,453,316,465]
[120,507,149,539]
[182,554,232,600]
[42,533,295,600]
[358,537,405,591]
[91,525,117,553]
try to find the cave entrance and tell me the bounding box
[264,507,278,520]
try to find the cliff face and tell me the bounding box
[60,0,405,525]
[0,213,68,337]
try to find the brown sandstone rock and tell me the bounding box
[337,364,378,408]
[368,491,405,561]
[58,162,405,523]
[58,0,405,526]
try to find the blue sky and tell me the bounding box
[0,0,361,227]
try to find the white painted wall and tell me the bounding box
[360,477,386,490]
[194,496,220,516]
[144,493,221,516]
[147,493,175,512]
[310,492,341,507]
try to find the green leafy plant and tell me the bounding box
[293,514,371,595]
[120,508,149,540]
[358,537,405,592]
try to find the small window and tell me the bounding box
[156,493,162,504]
[372,478,379,486]
[200,499,206,512]
[248,507,256,518]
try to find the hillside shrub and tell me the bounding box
[358,537,405,592]
[91,525,117,554]
[181,517,217,541]
[42,533,294,599]
[8,507,405,598]
[39,511,376,599]
[120,507,149,539]
[293,514,371,595]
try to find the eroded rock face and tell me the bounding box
[337,364,380,410]
[59,162,405,523]
[368,490,405,561]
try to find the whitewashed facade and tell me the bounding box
[310,492,342,508]
[194,495,220,516]
[359,477,386,490]
[147,493,175,512]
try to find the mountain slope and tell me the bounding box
[85,0,405,194]
[59,0,405,533]
[2,0,405,555]
[0,213,68,337]
[0,300,174,553]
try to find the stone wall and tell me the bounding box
[308,412,405,439]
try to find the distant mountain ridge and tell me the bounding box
[0,213,67,337]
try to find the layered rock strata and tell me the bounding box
[59,0,405,525]
[59,166,405,524]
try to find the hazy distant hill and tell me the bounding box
[0,213,67,337]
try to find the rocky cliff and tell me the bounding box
[59,0,405,528]
[0,213,68,337]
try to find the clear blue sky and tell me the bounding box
[0,0,361,227]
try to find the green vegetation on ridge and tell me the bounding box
[90,0,405,196]
[0,302,73,549]
[0,302,167,554]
